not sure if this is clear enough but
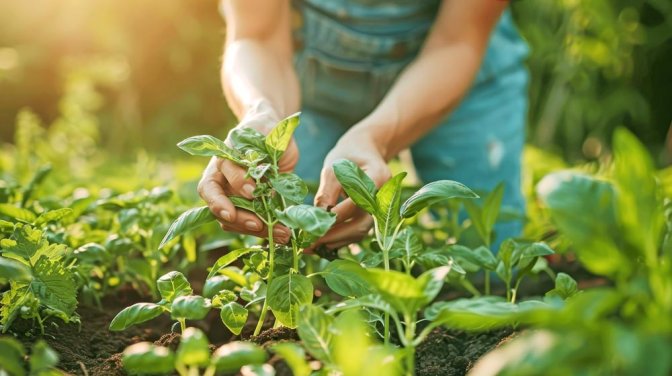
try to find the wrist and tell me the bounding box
[239,99,281,133]
[346,118,395,161]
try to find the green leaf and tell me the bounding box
[157,271,193,303]
[230,196,256,212]
[270,173,308,205]
[391,228,423,266]
[463,183,504,246]
[208,248,258,279]
[171,295,210,321]
[323,259,373,298]
[0,204,36,223]
[0,337,26,376]
[160,206,216,249]
[374,172,406,248]
[365,266,450,315]
[203,275,237,299]
[249,163,272,180]
[448,245,498,271]
[177,135,240,161]
[34,208,73,226]
[0,257,31,282]
[1,225,43,260]
[271,343,310,376]
[265,112,300,158]
[176,327,210,367]
[29,340,59,372]
[122,342,175,374]
[296,305,333,363]
[230,127,268,154]
[401,180,478,218]
[612,127,664,266]
[1,286,37,332]
[325,294,396,318]
[241,364,276,376]
[425,296,559,330]
[109,303,165,331]
[212,341,267,374]
[545,272,579,300]
[220,301,248,335]
[275,205,336,238]
[537,171,629,277]
[21,164,52,207]
[332,159,378,215]
[267,274,313,328]
[31,256,77,317]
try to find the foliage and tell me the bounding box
[0,337,61,376]
[470,128,672,375]
[121,327,267,376]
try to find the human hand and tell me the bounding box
[197,108,299,243]
[307,128,391,251]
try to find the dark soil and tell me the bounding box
[415,327,514,376]
[12,304,170,376]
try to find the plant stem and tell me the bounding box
[460,279,481,297]
[382,248,391,345]
[484,272,491,296]
[505,280,512,302]
[179,318,186,333]
[511,278,523,303]
[404,314,416,376]
[203,366,216,376]
[292,237,299,272]
[254,217,277,336]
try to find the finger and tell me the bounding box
[330,199,360,224]
[198,173,237,223]
[315,162,342,210]
[220,159,256,199]
[313,213,373,249]
[278,139,299,173]
[218,213,290,244]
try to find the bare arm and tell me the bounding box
[314,0,508,249]
[221,0,299,120]
[350,0,507,160]
[198,0,299,242]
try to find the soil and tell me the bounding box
[5,259,602,376]
[415,327,514,376]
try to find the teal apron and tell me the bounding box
[263,0,529,244]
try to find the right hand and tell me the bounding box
[197,109,299,243]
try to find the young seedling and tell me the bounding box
[160,113,336,336]
[330,159,477,342]
[325,264,451,376]
[0,337,60,376]
[287,306,401,376]
[110,271,222,333]
[122,327,268,376]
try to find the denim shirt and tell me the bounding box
[292,0,529,123]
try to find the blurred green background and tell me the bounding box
[0,0,670,164]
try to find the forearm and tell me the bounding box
[222,40,300,122]
[220,0,298,123]
[344,0,506,161]
[355,43,483,160]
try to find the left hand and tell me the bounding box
[307,127,391,251]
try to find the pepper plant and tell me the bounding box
[159,113,336,336]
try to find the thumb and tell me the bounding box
[315,162,342,210]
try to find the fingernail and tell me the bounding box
[219,210,231,222]
[245,220,261,231]
[243,184,255,197]
[273,228,290,239]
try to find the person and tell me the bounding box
[198,0,529,250]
